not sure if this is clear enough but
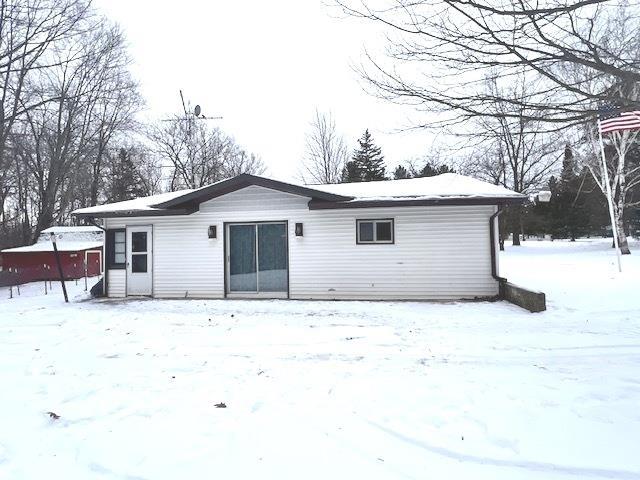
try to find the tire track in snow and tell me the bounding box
[365,420,640,479]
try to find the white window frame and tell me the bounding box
[356,218,394,244]
[114,230,126,265]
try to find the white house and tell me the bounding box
[72,173,526,300]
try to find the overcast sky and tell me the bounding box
[93,0,435,181]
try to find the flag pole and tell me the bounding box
[597,120,622,273]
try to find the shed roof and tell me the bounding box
[41,226,103,234]
[1,241,103,253]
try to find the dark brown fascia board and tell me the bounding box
[73,207,197,220]
[308,196,527,209]
[153,173,352,209]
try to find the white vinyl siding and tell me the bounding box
[104,185,499,300]
[106,269,126,297]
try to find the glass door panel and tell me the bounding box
[131,231,148,272]
[257,223,288,292]
[229,224,257,292]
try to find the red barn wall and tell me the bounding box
[1,248,102,284]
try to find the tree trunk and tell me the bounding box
[613,192,631,255]
[616,215,631,255]
[512,229,521,246]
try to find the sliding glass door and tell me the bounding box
[228,224,257,292]
[227,222,288,295]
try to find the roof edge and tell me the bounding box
[308,196,527,210]
[73,207,197,220]
[152,174,352,209]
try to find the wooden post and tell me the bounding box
[84,260,88,291]
[51,234,69,303]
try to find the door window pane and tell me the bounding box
[376,221,392,242]
[258,223,288,292]
[132,232,147,252]
[132,254,147,273]
[358,222,374,242]
[115,253,126,264]
[229,224,257,292]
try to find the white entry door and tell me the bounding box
[126,226,152,296]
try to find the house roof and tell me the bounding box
[72,173,526,219]
[153,174,351,209]
[307,173,526,209]
[72,189,196,218]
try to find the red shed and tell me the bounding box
[1,226,103,285]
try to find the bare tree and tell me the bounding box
[0,0,90,205]
[223,148,266,178]
[336,0,640,127]
[133,147,164,196]
[85,25,142,206]
[584,126,640,255]
[148,116,264,191]
[301,109,348,184]
[18,19,140,237]
[461,75,561,244]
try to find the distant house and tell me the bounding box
[0,226,103,284]
[72,173,525,300]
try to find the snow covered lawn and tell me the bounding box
[1,239,639,479]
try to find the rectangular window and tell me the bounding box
[131,254,147,273]
[132,232,147,252]
[356,219,394,244]
[107,229,126,269]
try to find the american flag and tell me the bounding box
[598,104,640,134]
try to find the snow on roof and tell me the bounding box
[41,226,102,234]
[72,189,193,216]
[306,173,525,201]
[71,173,525,217]
[1,241,103,253]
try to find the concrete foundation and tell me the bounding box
[501,281,546,313]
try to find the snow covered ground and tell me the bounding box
[1,239,639,480]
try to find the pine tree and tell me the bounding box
[107,148,147,202]
[341,160,361,183]
[393,165,410,179]
[532,145,602,240]
[554,145,588,240]
[346,129,386,182]
[415,162,455,177]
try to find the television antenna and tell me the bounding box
[161,90,223,122]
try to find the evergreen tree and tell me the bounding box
[392,159,454,180]
[106,148,147,202]
[341,160,361,183]
[415,162,455,177]
[345,129,386,182]
[550,145,588,240]
[393,165,410,179]
[529,147,608,240]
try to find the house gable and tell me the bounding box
[153,174,352,211]
[199,185,311,213]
